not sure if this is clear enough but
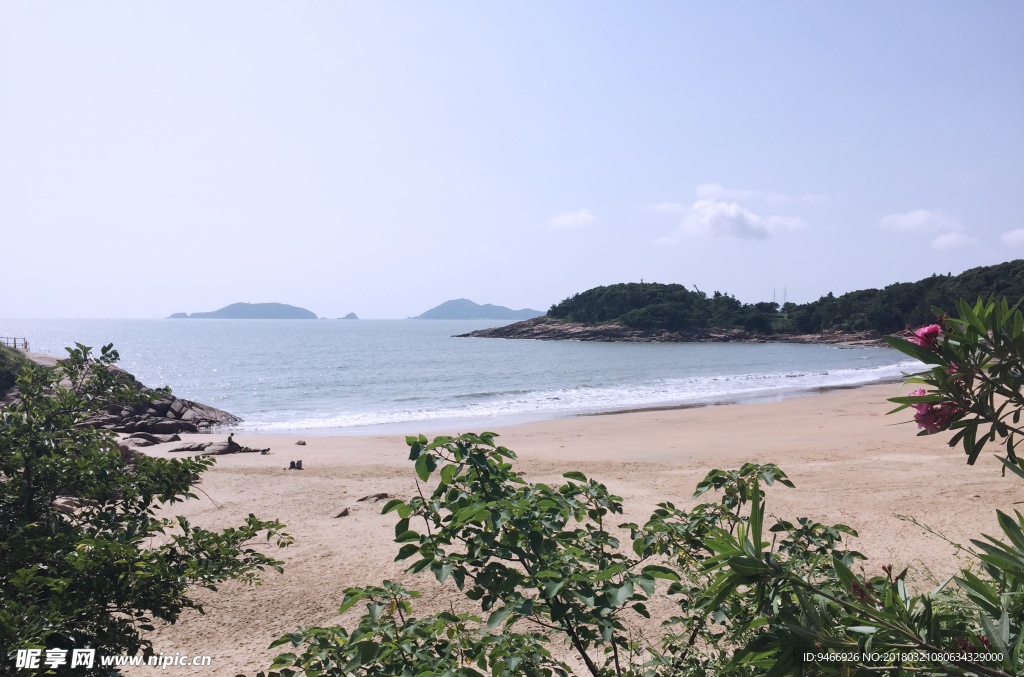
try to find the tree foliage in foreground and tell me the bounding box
[1,344,292,671]
[254,296,1024,677]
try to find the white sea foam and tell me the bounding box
[245,360,919,431]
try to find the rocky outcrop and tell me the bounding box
[457,316,887,347]
[1,353,242,434]
[83,381,241,434]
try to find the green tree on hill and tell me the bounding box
[545,259,1024,336]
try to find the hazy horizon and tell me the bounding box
[2,3,1022,319]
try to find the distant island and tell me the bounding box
[339,313,359,320]
[411,299,544,320]
[460,259,1024,344]
[168,302,318,320]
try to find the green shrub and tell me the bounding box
[2,344,291,669]
[0,343,29,396]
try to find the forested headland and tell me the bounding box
[546,259,1024,335]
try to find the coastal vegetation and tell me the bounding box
[254,296,1024,676]
[0,344,291,665]
[546,259,1024,336]
[0,343,29,397]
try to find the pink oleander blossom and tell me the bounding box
[909,388,961,434]
[909,324,942,351]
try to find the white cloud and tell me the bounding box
[661,198,803,242]
[1001,229,1024,247]
[694,183,825,205]
[930,232,977,250]
[879,209,957,232]
[879,208,980,250]
[649,202,686,215]
[549,208,596,228]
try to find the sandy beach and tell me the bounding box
[125,384,1016,676]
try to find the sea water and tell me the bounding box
[1,319,917,434]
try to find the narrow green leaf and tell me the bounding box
[996,455,1024,482]
[883,336,944,365]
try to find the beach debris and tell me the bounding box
[334,508,350,518]
[125,432,181,447]
[295,440,306,445]
[52,496,99,514]
[357,493,389,502]
[181,434,269,455]
[204,442,266,455]
[168,442,213,453]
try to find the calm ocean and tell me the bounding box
[2,319,916,434]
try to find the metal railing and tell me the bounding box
[1,337,29,351]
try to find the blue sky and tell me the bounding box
[1,2,1022,318]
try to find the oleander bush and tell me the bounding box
[0,344,292,670]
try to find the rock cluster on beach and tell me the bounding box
[117,432,268,455]
[0,352,242,434]
[85,387,241,434]
[457,316,886,346]
[86,366,241,433]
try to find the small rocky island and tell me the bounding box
[169,302,317,319]
[411,298,544,320]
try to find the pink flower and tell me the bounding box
[909,388,929,414]
[908,388,961,433]
[909,324,942,351]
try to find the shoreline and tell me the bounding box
[230,375,911,436]
[127,382,1008,675]
[575,376,905,418]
